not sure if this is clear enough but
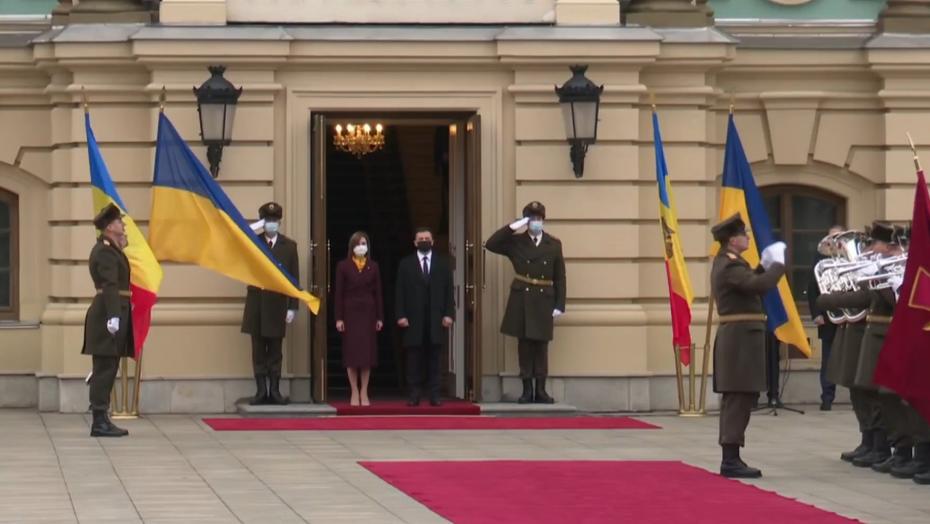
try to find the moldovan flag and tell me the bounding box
[652,111,694,364]
[714,114,812,358]
[86,113,163,359]
[148,112,320,314]
[874,169,930,421]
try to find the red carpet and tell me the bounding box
[203,416,659,431]
[361,460,858,524]
[329,399,480,416]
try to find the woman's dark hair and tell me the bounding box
[348,231,370,257]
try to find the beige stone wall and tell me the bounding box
[0,19,924,396]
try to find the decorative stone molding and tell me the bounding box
[625,0,713,28]
[878,0,930,34]
[60,0,154,23]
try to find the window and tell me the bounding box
[0,189,18,321]
[761,185,845,313]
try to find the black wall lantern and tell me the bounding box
[193,65,242,177]
[555,65,603,178]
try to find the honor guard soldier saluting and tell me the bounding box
[486,201,566,404]
[242,202,300,405]
[710,213,786,478]
[82,203,132,438]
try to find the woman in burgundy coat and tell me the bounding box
[334,231,384,406]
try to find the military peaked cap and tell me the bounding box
[522,201,546,219]
[870,221,896,244]
[711,213,746,243]
[93,203,122,230]
[259,202,283,220]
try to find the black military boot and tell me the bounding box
[914,469,930,485]
[720,444,762,479]
[853,430,892,467]
[267,374,288,405]
[249,374,267,406]
[103,412,129,437]
[534,377,555,404]
[90,410,124,437]
[872,446,911,474]
[517,379,533,404]
[892,443,930,479]
[841,431,873,462]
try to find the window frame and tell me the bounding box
[0,188,19,321]
[760,184,846,317]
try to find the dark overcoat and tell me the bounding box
[854,287,897,389]
[241,234,299,339]
[711,249,785,393]
[807,256,839,342]
[334,258,384,368]
[485,225,567,342]
[816,290,870,387]
[82,237,134,358]
[395,252,454,348]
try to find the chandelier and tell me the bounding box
[333,123,385,158]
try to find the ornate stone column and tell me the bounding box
[624,0,713,28]
[878,0,930,33]
[66,0,154,23]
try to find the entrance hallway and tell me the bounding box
[2,408,928,523]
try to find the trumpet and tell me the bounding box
[854,254,907,290]
[813,229,872,323]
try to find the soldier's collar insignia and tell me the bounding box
[726,252,738,260]
[103,239,111,247]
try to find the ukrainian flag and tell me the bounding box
[86,112,163,358]
[716,114,811,357]
[653,111,695,364]
[148,112,320,314]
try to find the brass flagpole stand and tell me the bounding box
[110,354,143,419]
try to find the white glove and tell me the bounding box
[106,317,119,335]
[761,242,787,269]
[286,310,296,324]
[250,219,265,234]
[552,309,563,318]
[888,274,904,297]
[509,217,530,231]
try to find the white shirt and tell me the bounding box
[530,234,541,247]
[265,234,278,248]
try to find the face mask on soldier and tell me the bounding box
[264,221,280,235]
[416,241,432,254]
[528,220,544,235]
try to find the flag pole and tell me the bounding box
[81,85,88,114]
[907,132,922,172]
[159,85,166,113]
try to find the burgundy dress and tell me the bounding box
[334,258,384,368]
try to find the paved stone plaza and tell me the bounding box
[1,407,929,523]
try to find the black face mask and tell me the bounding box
[416,241,432,254]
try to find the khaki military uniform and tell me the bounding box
[82,237,134,411]
[485,225,566,379]
[711,248,784,446]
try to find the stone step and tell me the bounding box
[236,401,578,417]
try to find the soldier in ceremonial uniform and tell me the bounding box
[710,214,786,478]
[817,224,890,466]
[241,202,300,405]
[82,203,132,438]
[486,201,566,404]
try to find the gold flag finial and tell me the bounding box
[81,86,88,113]
[907,132,922,172]
[728,94,735,115]
[649,92,657,111]
[159,85,167,112]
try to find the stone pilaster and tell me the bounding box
[624,0,713,28]
[878,0,930,33]
[555,0,621,26]
[66,0,154,23]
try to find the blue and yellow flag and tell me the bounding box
[148,112,320,314]
[716,114,811,357]
[653,112,695,364]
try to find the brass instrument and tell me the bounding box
[813,230,872,323]
[854,254,908,290]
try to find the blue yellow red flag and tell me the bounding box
[148,113,320,314]
[715,114,812,357]
[652,112,695,364]
[86,112,163,359]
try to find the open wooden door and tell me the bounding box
[464,114,483,402]
[310,114,329,403]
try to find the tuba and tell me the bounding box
[813,230,871,323]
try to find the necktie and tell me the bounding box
[267,239,273,249]
[422,256,429,279]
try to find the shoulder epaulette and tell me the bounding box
[726,252,737,260]
[102,239,111,247]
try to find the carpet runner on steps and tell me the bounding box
[329,399,480,416]
[361,460,859,524]
[202,416,660,431]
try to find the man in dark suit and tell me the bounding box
[241,202,299,405]
[395,227,455,406]
[807,225,844,411]
[485,201,566,404]
[83,203,133,437]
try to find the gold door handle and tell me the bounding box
[326,240,332,295]
[309,241,318,293]
[481,242,487,290]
